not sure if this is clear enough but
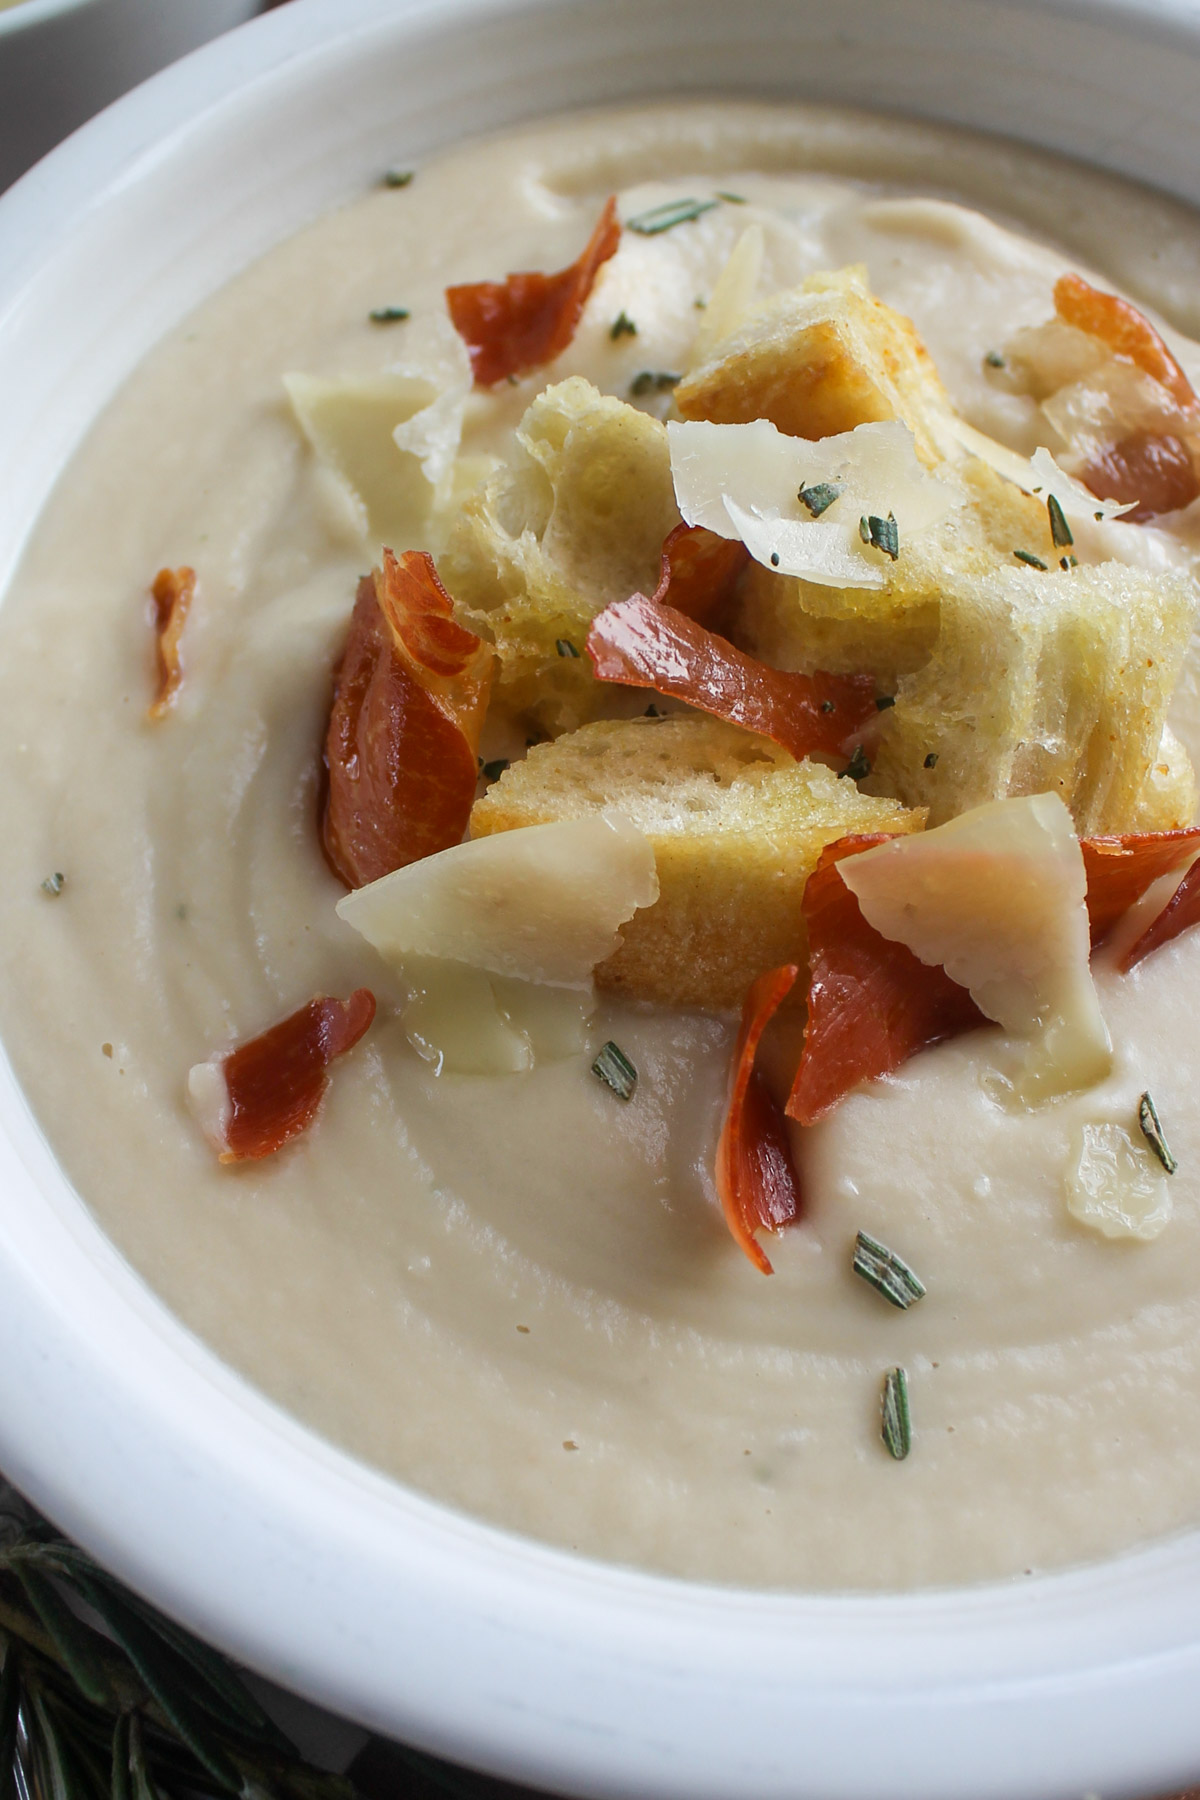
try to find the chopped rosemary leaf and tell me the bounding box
[383,168,414,187]
[610,310,638,340]
[798,480,841,517]
[984,349,1007,369]
[1013,548,1048,570]
[840,745,871,782]
[715,190,747,204]
[40,872,65,896]
[924,751,939,769]
[859,512,899,560]
[875,694,895,710]
[1059,555,1077,571]
[368,305,410,324]
[1138,1091,1178,1174]
[769,551,781,567]
[481,759,510,782]
[853,1230,927,1310]
[820,699,836,713]
[555,638,580,658]
[626,197,719,235]
[592,1040,638,1100]
[881,1367,912,1460]
[1047,492,1074,548]
[630,369,681,396]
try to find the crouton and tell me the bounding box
[471,716,923,1008]
[675,267,951,466]
[437,377,681,734]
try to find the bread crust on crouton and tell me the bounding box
[471,716,923,1008]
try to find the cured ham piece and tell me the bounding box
[322,549,492,889]
[653,522,749,626]
[446,196,621,388]
[1081,829,1200,946]
[1120,856,1200,972]
[786,838,984,1127]
[147,566,195,719]
[1080,431,1199,522]
[715,964,802,1275]
[1054,272,1198,410]
[586,592,877,761]
[189,989,376,1163]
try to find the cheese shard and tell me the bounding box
[399,960,592,1076]
[1066,1122,1171,1240]
[944,418,1136,523]
[838,793,1112,1102]
[668,417,955,587]
[336,812,659,990]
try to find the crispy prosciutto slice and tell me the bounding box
[147,566,195,720]
[188,989,376,1163]
[586,592,876,760]
[653,522,749,626]
[787,838,984,1127]
[716,964,803,1275]
[322,549,493,889]
[1120,855,1200,972]
[1079,431,1200,523]
[446,196,621,388]
[1081,829,1200,946]
[1054,273,1198,411]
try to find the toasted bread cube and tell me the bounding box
[471,716,923,1009]
[1130,724,1198,831]
[864,560,1197,833]
[676,267,951,466]
[438,377,680,734]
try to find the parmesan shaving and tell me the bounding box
[1065,1122,1172,1240]
[186,1056,231,1154]
[690,224,764,365]
[838,793,1112,1103]
[947,417,1137,521]
[668,417,956,585]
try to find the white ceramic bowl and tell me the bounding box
[0,0,259,190]
[4,3,1200,1796]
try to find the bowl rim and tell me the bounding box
[5,2,1200,1796]
[0,0,105,36]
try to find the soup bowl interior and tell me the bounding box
[4,1,1200,1796]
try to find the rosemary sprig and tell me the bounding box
[881,1368,912,1461]
[1013,548,1048,570]
[591,1041,637,1101]
[1046,493,1073,548]
[629,370,680,397]
[554,638,579,659]
[852,1232,926,1310]
[609,311,637,340]
[797,481,840,518]
[367,306,409,325]
[40,874,65,896]
[626,198,718,236]
[858,513,899,560]
[839,745,871,782]
[1138,1091,1177,1174]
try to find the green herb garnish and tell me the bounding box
[480,759,509,782]
[924,751,939,769]
[630,369,681,396]
[769,551,781,567]
[875,694,895,711]
[859,512,899,560]
[881,1367,912,1460]
[555,638,580,658]
[984,350,1007,369]
[1013,548,1048,570]
[626,197,719,235]
[610,310,637,340]
[1046,492,1073,548]
[798,481,841,517]
[853,1231,926,1310]
[368,305,410,324]
[40,873,64,896]
[715,190,747,204]
[592,1041,638,1100]
[820,700,836,714]
[383,168,414,187]
[1138,1091,1177,1174]
[840,745,871,782]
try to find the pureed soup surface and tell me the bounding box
[5,101,1200,1589]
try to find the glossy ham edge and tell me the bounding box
[654,522,750,626]
[190,989,377,1163]
[446,195,621,387]
[147,566,195,720]
[321,549,493,890]
[715,964,803,1276]
[1120,851,1200,972]
[1054,272,1197,411]
[786,837,984,1127]
[586,591,876,761]
[787,827,1200,1127]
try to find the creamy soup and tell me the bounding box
[5,102,1200,1590]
